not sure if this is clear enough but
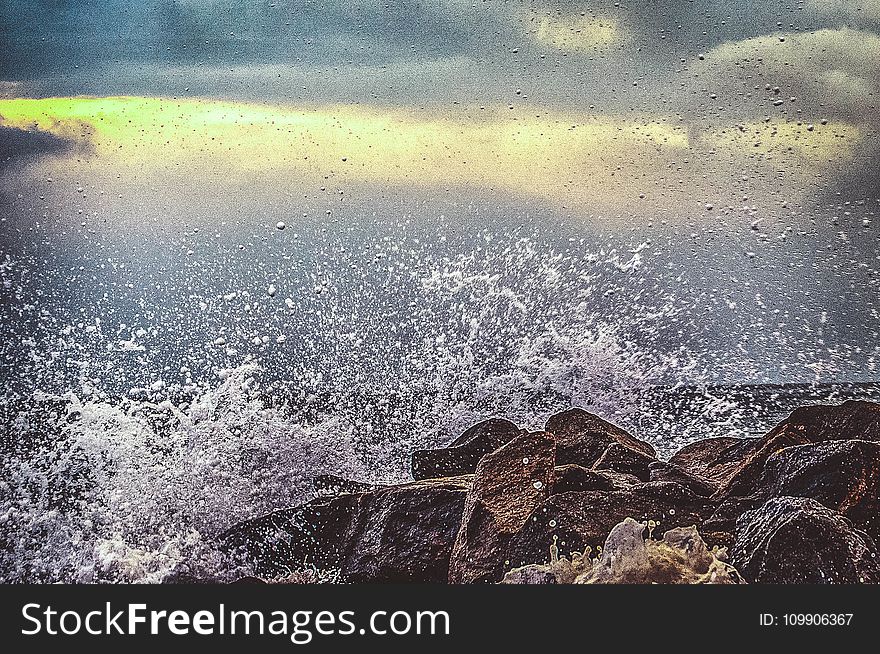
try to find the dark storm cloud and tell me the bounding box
[0,125,76,170]
[0,0,480,81]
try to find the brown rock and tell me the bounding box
[545,407,655,468]
[670,401,880,493]
[668,436,752,485]
[648,461,717,497]
[750,440,880,540]
[732,496,880,584]
[713,429,811,498]
[218,476,471,582]
[411,418,522,480]
[218,493,360,579]
[448,431,556,583]
[766,400,880,445]
[552,465,641,494]
[340,477,471,582]
[592,442,656,480]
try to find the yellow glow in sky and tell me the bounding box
[0,96,689,211]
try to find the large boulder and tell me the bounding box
[448,431,556,583]
[505,482,716,572]
[731,496,880,584]
[218,476,471,582]
[765,400,880,445]
[411,418,522,480]
[217,494,360,579]
[712,430,812,498]
[545,408,655,468]
[552,465,641,494]
[648,461,717,497]
[668,431,810,498]
[592,442,656,480]
[749,440,880,540]
[668,436,753,485]
[339,477,470,582]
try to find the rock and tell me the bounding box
[313,474,380,498]
[340,477,470,582]
[715,430,815,498]
[545,407,655,468]
[766,400,880,445]
[411,418,522,480]
[669,401,880,493]
[552,464,611,493]
[449,431,556,583]
[668,436,753,485]
[551,465,641,494]
[505,482,715,572]
[649,461,717,497]
[750,440,880,540]
[592,442,655,480]
[501,517,743,584]
[218,493,360,578]
[702,496,763,535]
[669,431,810,499]
[732,496,880,584]
[219,476,471,582]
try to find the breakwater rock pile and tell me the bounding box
[197,400,880,584]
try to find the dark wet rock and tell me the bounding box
[593,442,656,480]
[313,474,381,498]
[749,440,880,540]
[449,432,556,584]
[670,400,880,497]
[505,482,715,572]
[545,408,655,468]
[411,418,522,480]
[668,436,751,485]
[551,465,640,493]
[340,477,470,582]
[649,461,717,497]
[218,493,360,578]
[669,431,810,499]
[732,496,880,584]
[766,400,880,445]
[552,465,612,493]
[703,496,764,534]
[219,476,470,582]
[712,429,813,498]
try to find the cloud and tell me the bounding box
[683,27,880,202]
[0,125,76,170]
[807,0,880,22]
[691,28,880,120]
[0,95,695,215]
[532,14,622,52]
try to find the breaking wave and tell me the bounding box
[1,234,877,582]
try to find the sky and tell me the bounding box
[1,1,878,212]
[0,1,879,392]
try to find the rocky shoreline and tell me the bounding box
[192,400,880,584]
